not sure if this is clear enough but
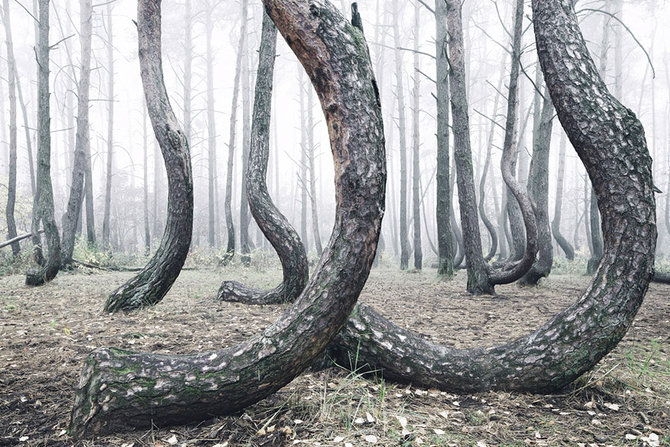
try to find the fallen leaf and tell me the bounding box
[433,429,445,435]
[364,435,378,444]
[604,403,620,411]
[166,434,178,445]
[396,415,408,428]
[333,436,344,442]
[366,412,375,423]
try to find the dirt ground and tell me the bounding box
[0,265,668,446]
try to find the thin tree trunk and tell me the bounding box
[307,87,323,256]
[2,0,20,255]
[217,11,308,305]
[14,65,36,197]
[205,1,217,248]
[143,104,150,255]
[411,0,422,270]
[26,0,60,286]
[70,0,385,435]
[240,0,252,265]
[299,71,309,253]
[435,0,453,277]
[103,0,193,312]
[102,4,114,248]
[328,0,655,395]
[223,13,246,264]
[393,0,410,270]
[183,0,192,143]
[60,0,92,264]
[552,131,575,259]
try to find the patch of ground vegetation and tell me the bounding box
[0,257,668,446]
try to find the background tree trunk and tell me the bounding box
[217,10,308,305]
[393,0,410,270]
[435,0,453,277]
[551,132,575,259]
[411,0,422,270]
[102,3,115,248]
[206,0,218,248]
[70,0,385,435]
[60,0,93,264]
[26,0,61,286]
[143,105,150,255]
[2,0,20,256]
[240,1,252,266]
[307,87,323,256]
[103,0,193,312]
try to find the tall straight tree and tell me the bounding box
[299,70,309,252]
[435,0,453,277]
[142,104,150,255]
[1,0,20,255]
[411,0,422,270]
[239,0,252,265]
[307,87,323,256]
[205,0,218,248]
[61,0,93,265]
[223,5,247,264]
[392,0,410,269]
[183,0,192,143]
[26,0,61,286]
[551,132,575,259]
[102,3,115,248]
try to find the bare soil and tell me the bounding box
[0,266,668,446]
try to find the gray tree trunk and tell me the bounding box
[307,87,323,256]
[26,0,60,286]
[102,4,114,248]
[143,105,150,255]
[60,0,93,264]
[392,0,410,270]
[103,0,193,312]
[14,64,36,198]
[327,0,655,395]
[217,10,308,305]
[299,71,309,253]
[2,0,20,255]
[551,132,575,259]
[70,0,385,435]
[240,1,252,265]
[205,1,217,248]
[411,0,422,270]
[223,11,246,264]
[435,0,453,277]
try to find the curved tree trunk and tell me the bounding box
[70,0,385,436]
[479,140,497,263]
[519,80,554,286]
[551,132,575,259]
[327,0,655,393]
[218,10,308,305]
[102,0,193,312]
[60,0,92,265]
[26,0,61,287]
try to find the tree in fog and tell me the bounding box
[101,3,115,248]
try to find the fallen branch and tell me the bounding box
[0,231,42,250]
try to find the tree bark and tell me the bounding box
[70,0,384,436]
[327,0,655,394]
[551,131,575,259]
[102,3,114,248]
[217,10,308,305]
[434,0,453,277]
[2,0,20,256]
[26,0,60,286]
[103,0,193,312]
[60,0,92,264]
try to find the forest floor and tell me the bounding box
[0,263,668,447]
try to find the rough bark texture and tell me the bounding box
[2,0,20,256]
[326,0,655,393]
[519,81,554,286]
[70,0,384,436]
[447,0,491,293]
[551,132,575,259]
[60,0,92,264]
[218,11,308,305]
[26,0,60,286]
[103,0,193,312]
[435,0,453,277]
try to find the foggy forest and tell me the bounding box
[0,0,669,445]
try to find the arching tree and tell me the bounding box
[327,0,655,393]
[70,0,385,435]
[217,10,308,305]
[102,0,194,312]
